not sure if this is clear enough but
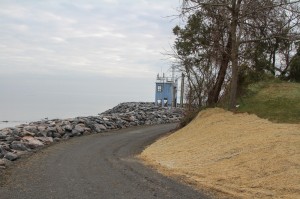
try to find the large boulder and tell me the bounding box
[72,124,85,136]
[0,145,7,158]
[24,126,38,134]
[4,152,18,161]
[0,159,6,166]
[22,136,44,149]
[36,131,47,137]
[46,127,57,137]
[10,141,28,151]
[0,132,8,139]
[94,124,106,133]
[5,136,16,143]
[37,126,47,132]
[20,130,35,137]
[56,126,65,134]
[36,137,53,145]
[64,125,73,132]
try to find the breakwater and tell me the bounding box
[0,102,183,168]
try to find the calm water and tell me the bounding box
[0,73,154,130]
[0,121,29,130]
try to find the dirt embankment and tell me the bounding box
[140,108,300,199]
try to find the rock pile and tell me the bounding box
[0,102,183,168]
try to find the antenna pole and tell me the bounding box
[171,66,175,82]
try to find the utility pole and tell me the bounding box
[172,84,176,108]
[162,73,165,108]
[180,73,185,108]
[171,66,176,108]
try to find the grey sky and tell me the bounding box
[0,0,180,121]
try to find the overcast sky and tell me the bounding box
[0,0,181,121]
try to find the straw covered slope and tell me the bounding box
[140,108,300,198]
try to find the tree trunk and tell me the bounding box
[229,1,240,110]
[272,48,276,75]
[207,34,231,106]
[229,41,238,110]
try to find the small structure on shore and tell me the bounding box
[155,72,178,107]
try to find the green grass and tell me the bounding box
[237,81,300,123]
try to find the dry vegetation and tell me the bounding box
[140,108,300,198]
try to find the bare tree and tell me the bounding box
[171,9,232,107]
[181,0,300,110]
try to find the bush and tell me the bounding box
[289,55,300,82]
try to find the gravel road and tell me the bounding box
[0,124,210,199]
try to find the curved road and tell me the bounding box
[0,124,210,199]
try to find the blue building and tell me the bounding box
[155,73,177,107]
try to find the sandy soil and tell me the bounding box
[140,108,300,199]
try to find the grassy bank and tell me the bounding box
[237,81,300,123]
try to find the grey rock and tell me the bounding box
[36,137,53,145]
[46,131,53,137]
[103,117,109,121]
[47,127,57,133]
[1,129,12,135]
[36,131,47,137]
[0,144,12,154]
[61,120,71,125]
[10,141,28,151]
[49,122,56,127]
[24,126,38,134]
[0,159,6,166]
[94,124,106,133]
[22,136,44,149]
[83,127,91,132]
[82,131,91,136]
[74,124,85,133]
[0,145,7,158]
[52,133,62,138]
[64,125,73,132]
[71,130,81,137]
[71,124,85,136]
[20,130,35,137]
[5,136,15,142]
[56,126,64,134]
[4,152,18,161]
[37,126,47,132]
[62,134,70,139]
[0,132,7,139]
[11,128,21,136]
